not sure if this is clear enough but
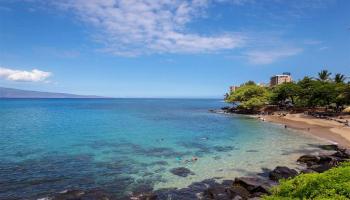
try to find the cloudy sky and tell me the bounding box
[0,0,349,97]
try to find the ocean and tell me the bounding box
[0,99,325,199]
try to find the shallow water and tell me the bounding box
[0,99,325,199]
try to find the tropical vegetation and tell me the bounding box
[263,162,350,200]
[225,70,350,113]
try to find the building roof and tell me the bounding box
[271,74,291,77]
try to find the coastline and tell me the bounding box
[261,113,350,148]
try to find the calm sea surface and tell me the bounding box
[0,99,325,199]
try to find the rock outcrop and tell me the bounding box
[269,166,298,181]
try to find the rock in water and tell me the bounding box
[269,166,298,181]
[297,155,320,166]
[169,167,195,177]
[232,177,273,195]
[227,185,250,199]
[332,149,350,159]
[203,186,231,200]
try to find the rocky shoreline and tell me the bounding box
[43,144,349,200]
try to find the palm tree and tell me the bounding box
[317,70,331,82]
[334,73,346,83]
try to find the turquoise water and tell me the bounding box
[0,99,325,199]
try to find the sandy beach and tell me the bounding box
[263,113,350,148]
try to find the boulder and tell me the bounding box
[297,155,319,166]
[227,185,250,199]
[269,166,298,181]
[308,164,333,173]
[332,149,350,159]
[233,177,273,195]
[203,186,231,200]
[298,154,340,173]
[251,184,272,195]
[318,155,339,166]
[170,167,195,177]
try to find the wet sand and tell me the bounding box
[263,114,350,148]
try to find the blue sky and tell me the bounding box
[0,0,349,98]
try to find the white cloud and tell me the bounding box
[244,48,303,65]
[53,0,245,56]
[0,67,52,82]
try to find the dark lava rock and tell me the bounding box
[130,193,157,200]
[233,177,273,195]
[169,167,195,177]
[332,149,350,159]
[318,155,339,166]
[257,168,272,178]
[308,164,332,173]
[298,154,340,173]
[269,166,298,181]
[227,185,250,199]
[203,186,231,200]
[297,155,319,166]
[221,106,230,110]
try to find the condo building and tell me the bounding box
[270,72,292,86]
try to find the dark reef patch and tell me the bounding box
[213,145,238,152]
[246,149,259,153]
[0,152,163,200]
[170,167,195,177]
[149,160,169,166]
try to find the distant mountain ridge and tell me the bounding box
[0,87,104,98]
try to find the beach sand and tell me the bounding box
[264,113,350,148]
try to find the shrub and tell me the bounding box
[263,162,350,200]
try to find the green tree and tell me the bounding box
[226,83,270,112]
[317,70,332,82]
[310,81,337,108]
[240,80,256,86]
[225,71,349,113]
[334,83,350,111]
[270,82,300,106]
[334,73,346,83]
[297,76,316,107]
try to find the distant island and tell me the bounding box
[0,87,104,98]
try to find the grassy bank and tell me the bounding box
[263,162,350,200]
